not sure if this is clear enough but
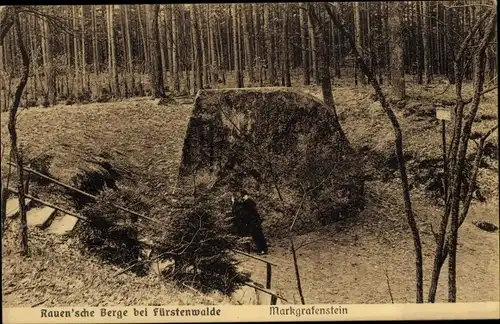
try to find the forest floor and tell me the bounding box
[1,80,498,306]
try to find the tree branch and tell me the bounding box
[324,2,424,303]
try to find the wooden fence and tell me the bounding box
[8,162,286,305]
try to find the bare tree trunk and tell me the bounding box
[137,6,149,75]
[307,10,319,85]
[199,6,208,87]
[107,5,119,97]
[354,2,366,86]
[190,5,198,95]
[232,4,243,88]
[299,4,310,85]
[427,10,495,303]
[308,3,337,121]
[264,5,275,86]
[422,1,432,84]
[119,6,129,97]
[124,6,134,95]
[0,7,16,43]
[158,6,167,91]
[65,13,72,98]
[91,5,100,98]
[165,5,173,88]
[73,6,80,95]
[171,5,180,93]
[42,19,56,106]
[447,13,496,303]
[283,7,291,87]
[81,6,86,94]
[415,2,423,85]
[150,4,166,98]
[241,4,254,84]
[10,14,30,256]
[193,5,203,91]
[388,2,405,100]
[209,6,218,86]
[325,3,424,303]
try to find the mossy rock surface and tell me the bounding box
[178,87,365,237]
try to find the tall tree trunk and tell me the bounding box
[415,2,423,85]
[241,4,254,83]
[165,5,174,88]
[217,19,226,84]
[10,14,30,256]
[422,1,432,84]
[201,6,209,87]
[209,6,218,85]
[232,4,243,88]
[42,19,56,106]
[354,2,365,85]
[65,14,72,97]
[137,6,149,74]
[308,3,337,120]
[193,5,203,91]
[107,5,119,97]
[81,6,86,94]
[264,4,276,85]
[171,5,180,92]
[73,6,80,95]
[150,4,166,98]
[253,4,263,86]
[283,7,291,87]
[158,6,167,91]
[190,5,198,95]
[90,5,100,98]
[119,6,129,97]
[307,9,319,85]
[299,4,310,85]
[124,5,135,95]
[388,1,405,100]
[91,6,99,76]
[226,14,231,72]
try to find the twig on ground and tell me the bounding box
[4,284,55,296]
[31,298,49,308]
[385,270,394,304]
[295,237,324,252]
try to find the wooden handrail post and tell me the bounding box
[266,263,272,289]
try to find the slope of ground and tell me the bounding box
[1,81,498,306]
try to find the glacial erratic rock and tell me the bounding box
[178,88,365,236]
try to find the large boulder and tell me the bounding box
[178,88,364,236]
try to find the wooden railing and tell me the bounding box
[9,162,286,304]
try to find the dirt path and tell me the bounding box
[241,181,499,304]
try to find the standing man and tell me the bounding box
[231,189,268,255]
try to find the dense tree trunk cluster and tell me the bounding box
[0,2,496,110]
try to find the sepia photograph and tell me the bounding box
[1,1,498,322]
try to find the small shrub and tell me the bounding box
[154,203,249,295]
[27,153,53,186]
[72,187,150,276]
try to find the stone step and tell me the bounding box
[231,285,259,305]
[5,198,33,218]
[149,259,175,276]
[47,213,79,235]
[26,206,57,228]
[231,282,282,305]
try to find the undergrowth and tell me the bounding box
[71,187,150,276]
[153,201,250,295]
